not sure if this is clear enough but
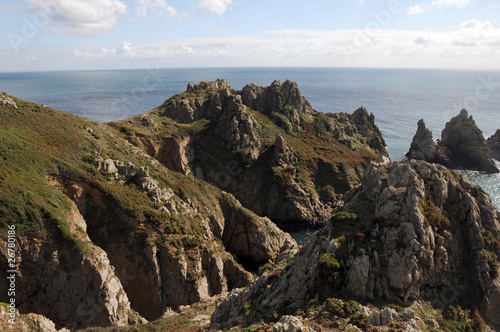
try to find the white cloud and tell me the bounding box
[407,4,427,14]
[135,0,182,19]
[407,0,472,15]
[460,19,493,30]
[430,0,473,8]
[26,0,128,36]
[197,0,233,16]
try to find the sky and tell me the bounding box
[0,0,499,71]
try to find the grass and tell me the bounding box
[419,198,451,230]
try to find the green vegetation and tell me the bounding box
[309,112,331,134]
[439,305,475,332]
[482,249,500,277]
[331,210,358,224]
[419,198,450,230]
[324,298,360,318]
[244,299,253,317]
[318,253,340,272]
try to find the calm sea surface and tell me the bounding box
[1,67,499,213]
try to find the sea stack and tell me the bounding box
[407,109,499,173]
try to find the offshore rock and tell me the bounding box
[488,129,500,161]
[406,119,451,166]
[407,110,498,173]
[440,109,498,173]
[210,159,500,330]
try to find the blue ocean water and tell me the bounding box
[1,67,499,209]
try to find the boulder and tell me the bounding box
[380,307,399,326]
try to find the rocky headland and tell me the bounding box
[116,79,387,230]
[1,81,500,331]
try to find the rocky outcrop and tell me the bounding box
[241,80,315,125]
[0,93,18,109]
[210,159,500,330]
[213,93,261,164]
[341,160,500,304]
[488,129,500,161]
[407,110,499,173]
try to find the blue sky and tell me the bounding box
[0,0,499,71]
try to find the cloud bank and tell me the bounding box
[2,19,499,71]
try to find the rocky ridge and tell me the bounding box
[211,158,500,331]
[119,79,388,229]
[407,109,499,173]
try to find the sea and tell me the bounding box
[1,67,499,217]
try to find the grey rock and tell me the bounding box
[487,129,500,161]
[424,318,439,328]
[404,318,421,332]
[368,310,381,326]
[99,159,118,174]
[273,315,314,332]
[116,161,138,177]
[380,307,399,326]
[0,94,18,108]
[401,308,416,321]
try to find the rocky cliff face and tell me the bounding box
[210,159,500,330]
[119,79,387,230]
[407,110,499,173]
[0,203,134,330]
